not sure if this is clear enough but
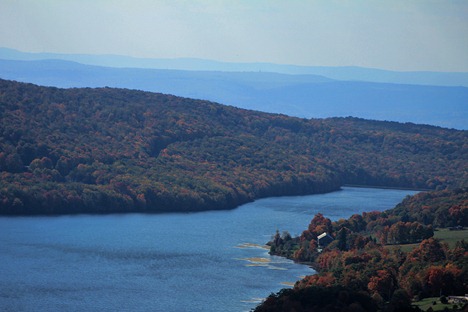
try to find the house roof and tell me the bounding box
[317,232,331,240]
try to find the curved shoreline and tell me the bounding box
[343,184,430,192]
[1,182,429,216]
[0,183,344,216]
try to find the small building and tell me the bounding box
[317,232,334,248]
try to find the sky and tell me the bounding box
[1,0,467,72]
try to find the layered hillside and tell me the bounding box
[1,59,467,129]
[0,79,466,214]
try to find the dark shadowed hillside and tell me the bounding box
[0,79,466,214]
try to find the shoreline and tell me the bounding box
[264,184,429,286]
[0,184,427,217]
[342,184,429,192]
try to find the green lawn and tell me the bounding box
[413,297,463,311]
[386,228,468,253]
[391,242,419,253]
[433,228,468,248]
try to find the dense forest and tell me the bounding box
[0,79,467,214]
[258,188,468,311]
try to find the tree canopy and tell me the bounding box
[263,188,468,311]
[0,79,466,214]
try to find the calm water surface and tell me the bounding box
[0,187,417,311]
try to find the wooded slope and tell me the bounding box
[0,79,466,214]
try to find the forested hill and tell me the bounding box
[0,79,466,214]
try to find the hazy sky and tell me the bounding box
[1,0,467,71]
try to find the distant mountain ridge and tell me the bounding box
[1,47,468,87]
[1,58,467,130]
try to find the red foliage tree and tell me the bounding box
[308,213,333,237]
[368,269,397,301]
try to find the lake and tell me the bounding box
[0,187,417,312]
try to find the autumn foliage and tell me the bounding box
[264,188,468,311]
[0,79,467,214]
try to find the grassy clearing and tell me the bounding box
[413,297,452,311]
[391,242,419,253]
[433,228,468,249]
[413,296,466,311]
[386,228,468,252]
